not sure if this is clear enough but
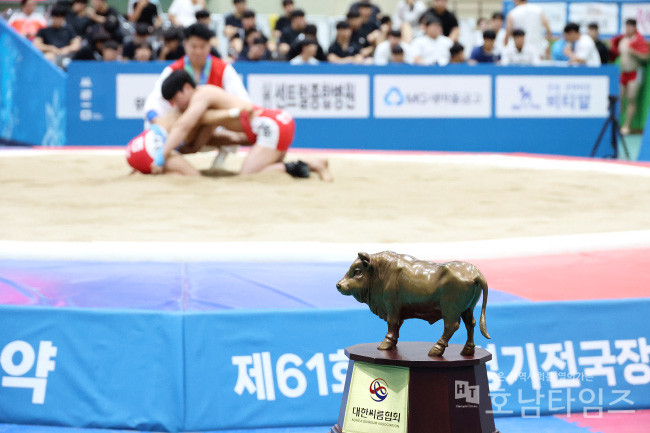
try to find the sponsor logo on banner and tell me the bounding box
[0,340,57,404]
[343,362,409,433]
[374,75,492,118]
[246,74,369,118]
[496,76,609,118]
[116,73,158,119]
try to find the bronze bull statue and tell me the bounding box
[336,251,491,357]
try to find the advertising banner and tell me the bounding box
[373,75,492,118]
[569,3,620,35]
[116,73,159,119]
[496,75,609,118]
[246,74,370,118]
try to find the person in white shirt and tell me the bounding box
[289,38,320,65]
[501,29,541,65]
[167,0,205,28]
[491,12,507,56]
[374,29,412,65]
[562,22,601,67]
[411,17,453,66]
[392,0,427,42]
[505,0,551,58]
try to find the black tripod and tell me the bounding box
[590,95,630,159]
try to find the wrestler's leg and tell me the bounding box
[239,145,286,175]
[622,80,641,134]
[163,151,201,176]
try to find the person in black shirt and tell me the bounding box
[286,24,326,62]
[240,36,271,61]
[195,9,222,57]
[134,41,154,61]
[128,0,160,28]
[66,0,92,38]
[349,0,380,21]
[87,0,124,43]
[123,22,151,60]
[328,20,363,64]
[157,27,185,60]
[278,9,306,59]
[34,4,81,67]
[223,0,246,40]
[273,0,294,41]
[346,10,374,58]
[73,26,110,60]
[587,22,608,65]
[421,0,459,41]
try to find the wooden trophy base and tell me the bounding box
[331,342,498,433]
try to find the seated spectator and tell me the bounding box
[349,0,380,21]
[469,29,499,63]
[587,22,608,65]
[356,2,381,47]
[8,0,47,41]
[238,27,266,60]
[168,0,205,28]
[550,37,569,61]
[229,9,260,57]
[327,20,363,64]
[421,0,459,42]
[449,42,464,63]
[562,22,601,67]
[390,44,406,63]
[411,17,453,65]
[72,26,110,60]
[240,36,271,61]
[101,39,120,61]
[87,0,124,43]
[195,10,222,57]
[375,15,393,46]
[347,9,374,57]
[279,9,307,58]
[490,12,506,56]
[223,0,247,40]
[157,27,185,60]
[500,29,540,65]
[127,0,161,28]
[290,37,319,64]
[134,41,153,61]
[67,0,92,39]
[273,0,294,41]
[471,17,489,49]
[287,24,326,62]
[123,23,150,60]
[392,0,427,43]
[374,29,411,65]
[33,4,81,68]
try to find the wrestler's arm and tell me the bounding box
[162,95,210,159]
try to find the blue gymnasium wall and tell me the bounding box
[0,19,66,147]
[2,299,649,431]
[66,61,619,157]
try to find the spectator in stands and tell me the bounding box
[238,28,266,60]
[421,0,459,42]
[490,12,506,56]
[157,27,185,60]
[374,29,411,65]
[327,20,363,64]
[228,9,259,59]
[287,24,326,62]
[127,0,161,28]
[410,17,453,65]
[87,0,124,43]
[8,0,47,41]
[223,0,247,40]
[67,0,92,39]
[33,4,81,68]
[357,2,380,43]
[134,41,154,61]
[290,37,319,64]
[195,10,221,56]
[240,36,271,61]
[611,18,650,134]
[72,26,109,60]
[500,28,540,65]
[390,44,406,63]
[168,0,205,28]
[550,37,569,61]
[375,16,393,45]
[273,0,294,40]
[392,0,427,43]
[449,42,465,63]
[349,0,380,21]
[101,39,120,61]
[588,23,609,65]
[346,10,374,58]
[469,29,499,63]
[471,17,489,50]
[562,22,601,67]
[505,0,551,59]
[279,9,307,59]
[123,22,151,60]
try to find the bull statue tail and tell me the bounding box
[478,274,491,339]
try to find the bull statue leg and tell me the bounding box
[460,309,476,356]
[378,317,403,350]
[429,317,460,356]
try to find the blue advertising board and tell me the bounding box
[66,61,619,158]
[0,19,66,147]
